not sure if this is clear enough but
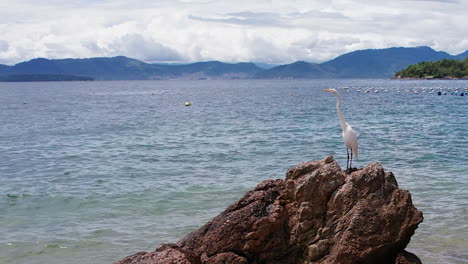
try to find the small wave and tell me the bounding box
[45,244,68,249]
[5,194,31,199]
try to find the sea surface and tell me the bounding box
[0,79,467,264]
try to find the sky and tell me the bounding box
[1,0,467,65]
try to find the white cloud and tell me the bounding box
[108,34,183,62]
[0,40,8,52]
[0,0,467,65]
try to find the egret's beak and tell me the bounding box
[323,89,333,92]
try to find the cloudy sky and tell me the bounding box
[0,0,467,65]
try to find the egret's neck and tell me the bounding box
[334,93,347,130]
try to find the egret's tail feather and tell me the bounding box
[352,148,358,159]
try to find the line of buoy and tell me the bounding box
[330,87,468,96]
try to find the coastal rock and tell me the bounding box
[115,156,423,264]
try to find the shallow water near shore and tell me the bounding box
[0,79,467,264]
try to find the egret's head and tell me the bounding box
[323,88,338,94]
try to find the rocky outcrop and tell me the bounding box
[115,156,423,264]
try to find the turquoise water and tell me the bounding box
[0,79,467,264]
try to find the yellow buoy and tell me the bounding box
[185,102,191,106]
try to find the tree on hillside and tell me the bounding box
[396,58,468,78]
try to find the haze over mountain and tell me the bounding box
[0,46,467,81]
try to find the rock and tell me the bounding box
[115,156,423,264]
[115,244,201,264]
[395,250,423,264]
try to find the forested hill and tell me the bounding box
[395,58,468,79]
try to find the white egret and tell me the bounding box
[323,89,359,171]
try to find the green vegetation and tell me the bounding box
[0,74,94,82]
[395,58,468,78]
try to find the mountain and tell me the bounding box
[168,61,262,77]
[0,57,263,80]
[1,46,468,80]
[253,62,280,69]
[254,61,335,78]
[322,46,453,78]
[454,50,468,60]
[254,46,467,79]
[2,57,159,80]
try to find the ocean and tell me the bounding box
[0,79,467,264]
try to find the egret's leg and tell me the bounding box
[346,148,350,170]
[350,149,353,169]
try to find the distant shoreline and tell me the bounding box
[393,76,468,80]
[0,74,94,82]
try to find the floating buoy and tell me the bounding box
[185,102,191,106]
